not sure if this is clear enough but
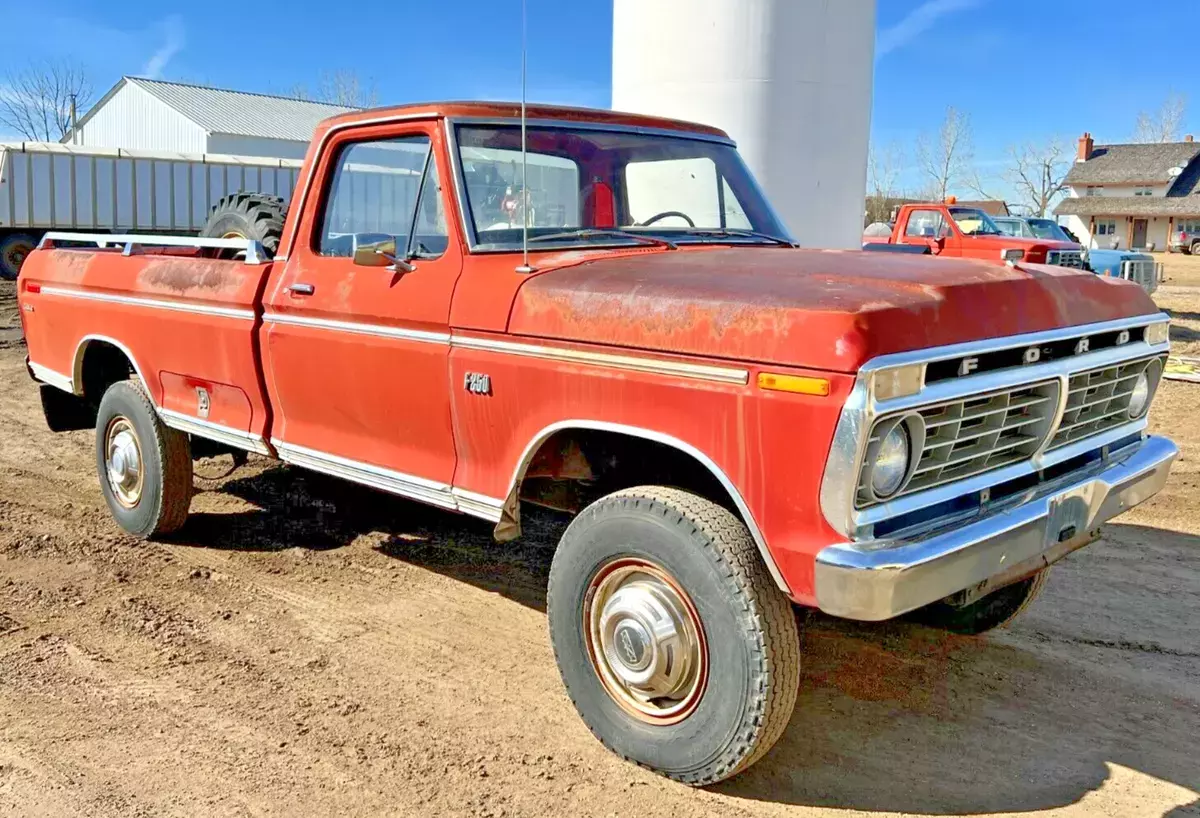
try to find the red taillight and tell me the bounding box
[25,282,41,294]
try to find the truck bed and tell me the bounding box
[21,234,274,452]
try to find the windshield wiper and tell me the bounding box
[679,228,798,247]
[528,229,676,249]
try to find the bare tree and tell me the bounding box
[1133,92,1187,143]
[916,106,974,201]
[865,142,905,224]
[1004,139,1070,217]
[292,71,378,108]
[0,61,93,141]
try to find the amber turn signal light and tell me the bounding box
[757,372,830,396]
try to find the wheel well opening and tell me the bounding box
[77,341,136,404]
[509,429,741,530]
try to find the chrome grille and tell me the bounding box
[1120,260,1159,293]
[857,381,1059,507]
[1047,250,1085,269]
[1048,358,1156,450]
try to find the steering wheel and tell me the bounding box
[638,210,696,227]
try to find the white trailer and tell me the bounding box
[0,142,303,278]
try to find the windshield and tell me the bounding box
[994,218,1035,238]
[1027,218,1072,241]
[455,124,790,250]
[948,207,1003,236]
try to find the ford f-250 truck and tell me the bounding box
[17,102,1178,786]
[865,200,1088,269]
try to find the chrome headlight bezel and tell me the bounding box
[1128,358,1163,419]
[864,413,925,502]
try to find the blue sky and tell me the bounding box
[1,1,1193,199]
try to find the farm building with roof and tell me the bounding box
[64,77,358,159]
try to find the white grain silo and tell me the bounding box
[612,0,876,249]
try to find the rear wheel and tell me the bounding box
[95,381,193,537]
[1191,241,1200,256]
[909,569,1050,635]
[547,486,800,786]
[0,233,36,280]
[200,194,286,258]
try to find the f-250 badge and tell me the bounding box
[464,372,492,396]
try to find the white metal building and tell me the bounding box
[64,77,357,160]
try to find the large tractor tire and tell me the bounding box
[0,232,37,280]
[200,194,286,258]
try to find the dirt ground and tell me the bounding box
[0,267,1198,818]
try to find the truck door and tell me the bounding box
[898,207,960,256]
[262,121,462,495]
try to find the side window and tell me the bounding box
[318,135,447,258]
[904,209,950,238]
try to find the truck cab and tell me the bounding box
[870,201,1087,268]
[16,102,1178,787]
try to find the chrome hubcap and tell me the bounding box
[585,559,707,724]
[105,417,143,508]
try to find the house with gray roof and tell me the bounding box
[1055,131,1200,251]
[64,77,358,160]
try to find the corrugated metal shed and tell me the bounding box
[67,77,359,159]
[128,78,356,142]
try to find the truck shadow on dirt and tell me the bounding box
[182,463,1200,815]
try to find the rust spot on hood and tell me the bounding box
[508,247,1160,373]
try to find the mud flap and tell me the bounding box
[39,384,95,432]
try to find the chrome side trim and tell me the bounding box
[71,334,152,397]
[815,435,1178,620]
[42,286,256,320]
[453,335,749,385]
[29,361,74,393]
[263,312,451,345]
[451,487,506,522]
[158,409,271,456]
[272,440,505,522]
[820,315,1171,540]
[504,420,790,595]
[274,439,458,510]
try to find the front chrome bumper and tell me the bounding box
[814,435,1178,621]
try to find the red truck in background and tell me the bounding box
[17,102,1178,786]
[864,199,1088,268]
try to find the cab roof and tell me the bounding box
[318,101,731,140]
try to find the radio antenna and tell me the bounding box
[516,0,535,273]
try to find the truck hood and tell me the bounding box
[508,247,1159,373]
[967,235,1080,251]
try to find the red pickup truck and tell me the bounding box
[865,201,1088,268]
[17,102,1177,785]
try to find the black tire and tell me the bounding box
[0,232,36,280]
[909,569,1050,635]
[95,381,193,538]
[200,193,286,257]
[547,486,800,786]
[1191,241,1200,257]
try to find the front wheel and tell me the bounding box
[95,381,193,537]
[547,486,800,786]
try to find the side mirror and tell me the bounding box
[926,236,945,254]
[352,237,415,273]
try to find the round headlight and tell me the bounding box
[871,423,911,498]
[1127,370,1150,418]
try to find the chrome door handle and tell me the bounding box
[287,283,315,296]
